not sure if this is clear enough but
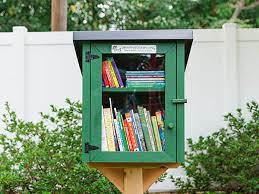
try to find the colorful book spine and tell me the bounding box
[134,113,147,151]
[101,106,108,151]
[130,110,142,151]
[110,58,124,87]
[116,110,129,151]
[102,62,109,87]
[151,116,162,152]
[114,118,124,151]
[126,75,165,78]
[126,82,165,87]
[108,60,120,88]
[126,71,165,74]
[137,106,152,151]
[125,112,139,151]
[144,109,157,151]
[113,129,119,151]
[103,61,115,87]
[123,119,133,151]
[127,78,165,81]
[103,108,116,151]
[156,111,166,151]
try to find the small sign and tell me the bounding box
[111,45,157,54]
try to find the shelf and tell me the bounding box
[102,87,164,92]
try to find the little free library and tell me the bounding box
[74,30,193,193]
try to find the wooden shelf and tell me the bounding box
[102,87,165,92]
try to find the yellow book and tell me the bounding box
[103,108,116,151]
[108,60,120,88]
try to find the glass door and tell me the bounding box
[90,42,176,163]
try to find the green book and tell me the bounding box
[151,116,162,152]
[117,112,129,151]
[145,109,157,151]
[137,106,152,151]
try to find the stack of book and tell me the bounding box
[125,71,165,88]
[102,98,166,152]
[102,58,124,88]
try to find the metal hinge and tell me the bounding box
[172,99,187,104]
[85,142,99,153]
[85,51,99,62]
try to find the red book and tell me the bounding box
[103,61,115,87]
[123,119,133,151]
[125,113,139,151]
[102,61,109,87]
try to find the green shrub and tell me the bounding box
[171,101,259,193]
[0,99,120,193]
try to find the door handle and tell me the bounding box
[171,99,187,104]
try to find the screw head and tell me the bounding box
[168,123,174,129]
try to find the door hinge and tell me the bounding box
[172,99,187,104]
[85,51,99,62]
[85,142,99,153]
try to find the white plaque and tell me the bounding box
[111,45,157,54]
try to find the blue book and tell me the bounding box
[130,110,142,151]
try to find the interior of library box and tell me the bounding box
[73,30,193,194]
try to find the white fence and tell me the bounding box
[0,24,259,192]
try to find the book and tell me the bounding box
[134,113,147,151]
[110,58,124,87]
[127,78,165,81]
[151,116,162,152]
[130,110,142,151]
[108,60,120,88]
[114,118,124,151]
[115,109,129,151]
[103,108,116,151]
[101,106,108,151]
[126,82,165,87]
[125,112,139,151]
[137,106,152,151]
[123,119,133,151]
[103,61,115,87]
[156,111,166,151]
[102,62,109,87]
[126,71,165,75]
[144,109,157,151]
[126,75,165,78]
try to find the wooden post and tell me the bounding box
[89,163,180,194]
[51,0,67,31]
[124,168,143,194]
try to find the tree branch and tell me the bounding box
[230,0,259,22]
[242,0,259,10]
[230,0,245,22]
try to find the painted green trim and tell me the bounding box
[82,42,91,162]
[176,41,185,163]
[90,43,103,155]
[164,43,177,162]
[102,87,165,92]
[85,41,178,163]
[90,151,174,163]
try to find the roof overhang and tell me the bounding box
[73,30,193,72]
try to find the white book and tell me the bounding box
[103,108,116,151]
[101,106,108,151]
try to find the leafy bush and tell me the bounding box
[172,101,259,193]
[0,99,120,193]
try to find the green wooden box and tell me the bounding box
[73,30,193,164]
